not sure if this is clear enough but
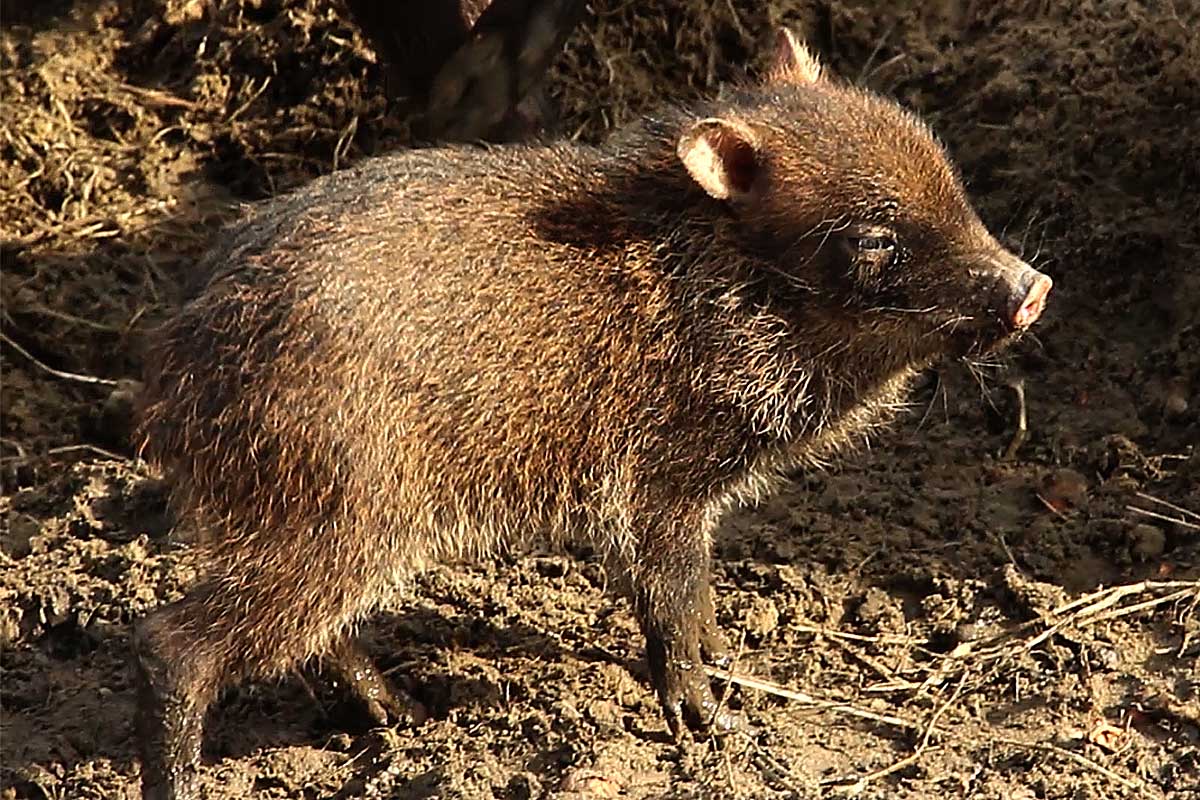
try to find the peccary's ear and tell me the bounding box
[677,118,760,200]
[767,28,822,85]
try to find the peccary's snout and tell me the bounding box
[1008,266,1052,329]
[979,250,1052,332]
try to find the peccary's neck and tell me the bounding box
[598,110,726,221]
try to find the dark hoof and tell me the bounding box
[362,689,429,728]
[658,661,752,741]
[322,638,427,728]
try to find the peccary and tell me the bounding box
[343,0,586,141]
[134,30,1051,799]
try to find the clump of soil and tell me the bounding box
[2,1,1197,798]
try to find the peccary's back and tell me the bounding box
[138,145,728,558]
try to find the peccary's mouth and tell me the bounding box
[929,262,1052,358]
[926,312,1023,359]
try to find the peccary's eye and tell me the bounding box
[854,235,894,253]
[837,227,899,278]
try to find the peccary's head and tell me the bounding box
[676,29,1051,360]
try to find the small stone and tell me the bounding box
[99,379,143,447]
[1,514,38,558]
[561,769,621,798]
[955,622,981,642]
[505,773,542,800]
[1086,719,1125,752]
[1094,646,1120,670]
[585,699,622,728]
[743,595,779,638]
[1163,379,1189,417]
[1129,523,1166,561]
[327,733,353,751]
[555,699,582,723]
[856,587,905,633]
[164,0,209,26]
[1165,392,1188,416]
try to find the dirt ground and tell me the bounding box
[2,1,1198,798]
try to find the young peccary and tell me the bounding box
[134,30,1051,799]
[343,0,586,141]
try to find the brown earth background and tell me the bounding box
[2,1,1198,798]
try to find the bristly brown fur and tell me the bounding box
[133,31,1050,800]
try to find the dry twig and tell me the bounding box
[1002,377,1027,460]
[703,666,923,734]
[992,737,1150,795]
[0,330,118,387]
[1126,504,1200,532]
[823,673,967,792]
[1134,491,1200,522]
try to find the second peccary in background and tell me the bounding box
[343,0,586,141]
[134,30,1051,799]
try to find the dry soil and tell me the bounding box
[2,1,1198,799]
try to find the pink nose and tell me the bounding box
[1012,273,1052,328]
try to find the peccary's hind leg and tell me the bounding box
[629,517,744,737]
[322,636,428,727]
[134,552,387,799]
[134,593,223,800]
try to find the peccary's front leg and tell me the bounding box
[322,636,428,727]
[631,523,743,737]
[696,578,733,669]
